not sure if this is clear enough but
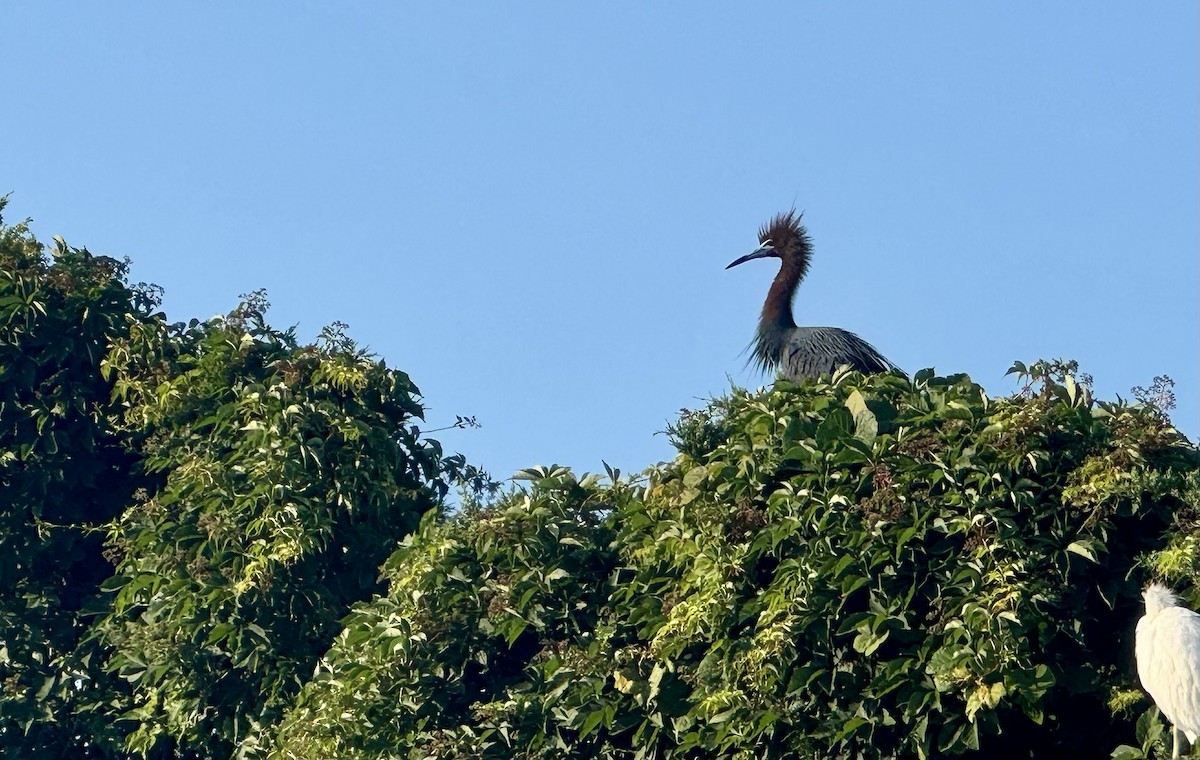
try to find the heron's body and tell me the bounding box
[1136,583,1200,759]
[752,324,892,381]
[727,211,893,382]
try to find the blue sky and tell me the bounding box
[4,4,1197,482]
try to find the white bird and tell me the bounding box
[1136,582,1200,759]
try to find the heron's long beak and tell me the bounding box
[725,243,777,269]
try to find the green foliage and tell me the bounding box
[269,364,1196,759]
[270,466,623,759]
[663,389,748,462]
[4,204,1199,759]
[91,291,447,757]
[1,209,456,759]
[611,364,1192,758]
[1110,706,1170,760]
[0,200,148,757]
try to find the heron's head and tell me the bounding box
[725,210,812,272]
[1143,582,1179,617]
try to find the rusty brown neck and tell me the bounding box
[759,255,806,331]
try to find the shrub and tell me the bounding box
[6,204,1197,758]
[1,206,456,758]
[90,293,448,758]
[271,366,1197,759]
[0,202,149,757]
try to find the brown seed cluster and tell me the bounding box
[859,464,905,527]
[726,499,768,540]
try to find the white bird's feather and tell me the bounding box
[1136,582,1200,749]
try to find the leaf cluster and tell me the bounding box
[0,203,150,756]
[1,208,455,759]
[5,204,1199,759]
[91,295,446,757]
[266,365,1197,759]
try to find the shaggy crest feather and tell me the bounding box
[1145,581,1180,617]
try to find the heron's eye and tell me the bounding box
[760,239,773,248]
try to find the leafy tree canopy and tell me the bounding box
[269,365,1198,760]
[2,202,1197,759]
[1,202,456,758]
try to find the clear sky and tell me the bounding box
[4,4,1197,483]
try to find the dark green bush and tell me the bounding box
[0,202,149,757]
[4,205,1198,759]
[89,294,449,758]
[1,207,455,759]
[270,366,1197,760]
[270,466,623,758]
[610,366,1194,758]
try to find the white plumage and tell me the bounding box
[1136,582,1200,759]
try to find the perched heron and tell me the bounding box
[1136,582,1200,759]
[725,211,894,382]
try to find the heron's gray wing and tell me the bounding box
[781,327,894,381]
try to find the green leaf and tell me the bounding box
[683,465,708,487]
[1065,540,1099,563]
[816,407,855,448]
[853,628,890,655]
[845,389,879,444]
